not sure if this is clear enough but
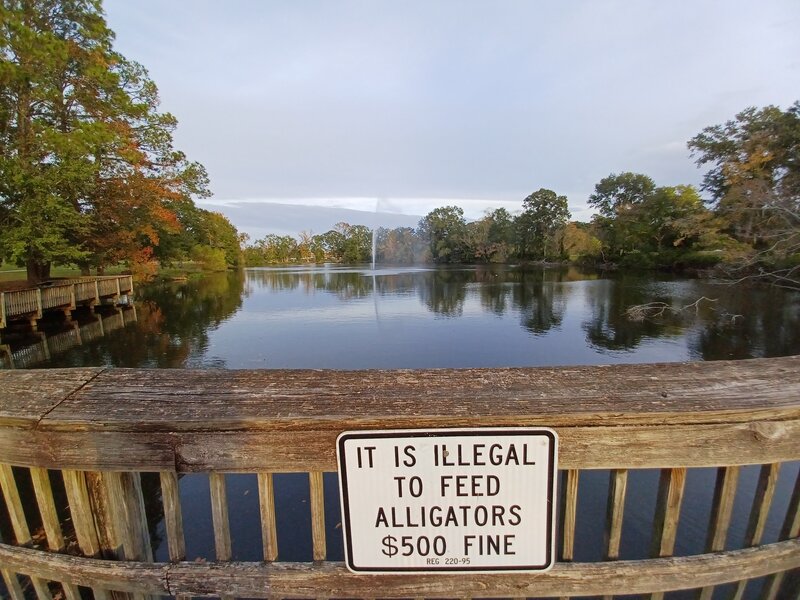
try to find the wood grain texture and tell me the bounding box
[257,473,278,561]
[102,472,153,562]
[62,470,102,558]
[1,570,24,600]
[37,357,800,427]
[0,538,798,598]
[159,471,186,562]
[30,468,84,600]
[0,368,103,428]
[0,358,798,472]
[0,464,31,544]
[309,471,326,561]
[0,466,52,600]
[2,420,799,473]
[731,463,780,600]
[209,473,232,561]
[29,467,65,551]
[560,469,579,562]
[650,468,687,560]
[604,469,628,561]
[762,469,800,600]
[698,466,740,600]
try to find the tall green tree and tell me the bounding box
[516,188,570,260]
[0,0,210,282]
[688,102,799,276]
[418,206,468,263]
[588,173,656,256]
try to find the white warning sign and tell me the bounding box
[336,427,558,573]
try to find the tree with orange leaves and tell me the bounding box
[0,0,211,283]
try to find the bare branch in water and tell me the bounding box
[625,297,719,322]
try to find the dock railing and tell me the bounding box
[0,357,798,599]
[0,276,133,328]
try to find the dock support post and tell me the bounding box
[93,280,100,311]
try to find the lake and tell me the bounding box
[1,265,798,598]
[4,265,799,370]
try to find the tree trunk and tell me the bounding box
[26,257,51,285]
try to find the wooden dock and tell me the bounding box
[0,275,133,329]
[0,357,798,598]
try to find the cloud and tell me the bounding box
[106,0,800,224]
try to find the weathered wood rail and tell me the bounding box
[0,276,133,329]
[0,357,798,599]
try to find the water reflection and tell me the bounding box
[1,266,799,369]
[2,266,799,600]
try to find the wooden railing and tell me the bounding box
[0,357,798,599]
[0,276,133,328]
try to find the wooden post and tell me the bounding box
[101,472,153,562]
[1,569,24,600]
[209,472,232,561]
[62,470,111,600]
[309,471,326,561]
[648,467,687,600]
[30,468,82,600]
[160,471,186,562]
[257,472,279,561]
[1,291,6,329]
[93,280,100,310]
[30,468,65,551]
[731,463,780,600]
[761,468,800,599]
[698,466,740,600]
[0,464,31,544]
[0,465,53,600]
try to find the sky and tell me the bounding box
[103,0,800,238]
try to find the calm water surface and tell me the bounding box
[4,264,798,369]
[1,266,797,598]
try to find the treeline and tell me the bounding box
[245,101,799,284]
[0,1,242,283]
[243,191,572,266]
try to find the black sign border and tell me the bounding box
[337,428,557,573]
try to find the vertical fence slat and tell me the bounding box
[30,468,83,600]
[698,465,740,600]
[62,470,111,600]
[29,577,53,600]
[309,471,326,561]
[0,464,53,600]
[560,469,579,561]
[62,470,102,556]
[2,570,25,600]
[604,468,628,560]
[101,472,153,562]
[209,472,232,561]
[761,468,800,600]
[558,469,579,600]
[601,469,628,600]
[731,463,780,600]
[257,472,279,561]
[0,464,31,543]
[648,467,686,600]
[160,471,186,561]
[30,468,65,551]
